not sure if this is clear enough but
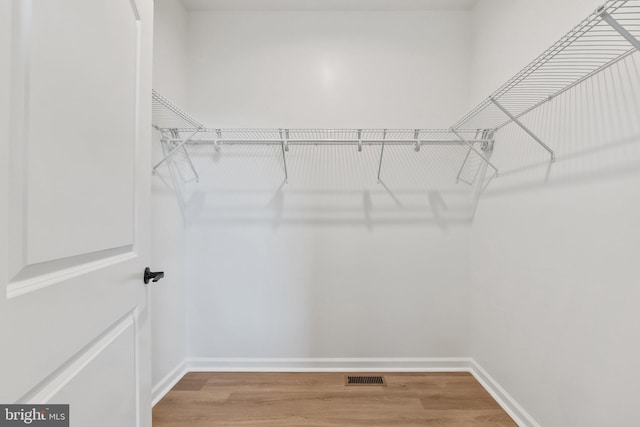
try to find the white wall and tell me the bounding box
[150,0,189,395]
[183,9,476,360]
[187,10,471,128]
[152,3,640,423]
[469,0,601,106]
[154,0,189,103]
[469,1,640,426]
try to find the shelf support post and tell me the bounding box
[455,129,479,184]
[599,9,640,51]
[280,129,289,183]
[490,96,555,162]
[377,129,387,182]
[214,129,222,152]
[450,129,499,176]
[181,145,199,183]
[167,128,200,182]
[153,127,201,173]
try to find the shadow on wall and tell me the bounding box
[176,141,486,230]
[153,54,640,227]
[152,131,190,223]
[484,51,640,196]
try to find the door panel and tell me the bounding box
[38,313,138,427]
[1,0,153,426]
[4,264,142,402]
[16,0,138,267]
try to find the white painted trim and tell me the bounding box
[7,251,138,299]
[20,312,136,403]
[187,357,473,372]
[181,0,479,12]
[151,357,472,405]
[150,356,540,427]
[469,360,541,427]
[152,360,189,407]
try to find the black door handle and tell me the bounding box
[144,267,165,284]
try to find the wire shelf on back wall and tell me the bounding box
[151,89,497,186]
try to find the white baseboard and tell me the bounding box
[187,357,473,372]
[152,360,188,406]
[469,360,540,427]
[151,357,539,427]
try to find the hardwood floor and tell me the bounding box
[153,372,517,426]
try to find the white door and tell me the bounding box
[0,0,154,426]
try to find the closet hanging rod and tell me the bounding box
[165,139,492,146]
[156,126,488,147]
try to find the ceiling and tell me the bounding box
[181,0,478,11]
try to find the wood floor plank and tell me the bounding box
[171,377,208,391]
[418,384,502,411]
[153,372,517,426]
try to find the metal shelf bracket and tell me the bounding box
[376,129,387,182]
[279,129,289,183]
[153,127,202,174]
[490,97,555,162]
[451,128,499,177]
[599,8,640,50]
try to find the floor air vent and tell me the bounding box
[345,375,386,386]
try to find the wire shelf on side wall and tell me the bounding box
[452,0,640,134]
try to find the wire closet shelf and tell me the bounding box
[151,91,497,183]
[453,0,640,160]
[152,0,640,182]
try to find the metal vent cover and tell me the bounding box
[345,375,386,386]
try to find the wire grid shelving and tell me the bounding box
[152,90,203,130]
[151,91,496,184]
[453,0,640,134]
[160,127,487,147]
[151,0,640,185]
